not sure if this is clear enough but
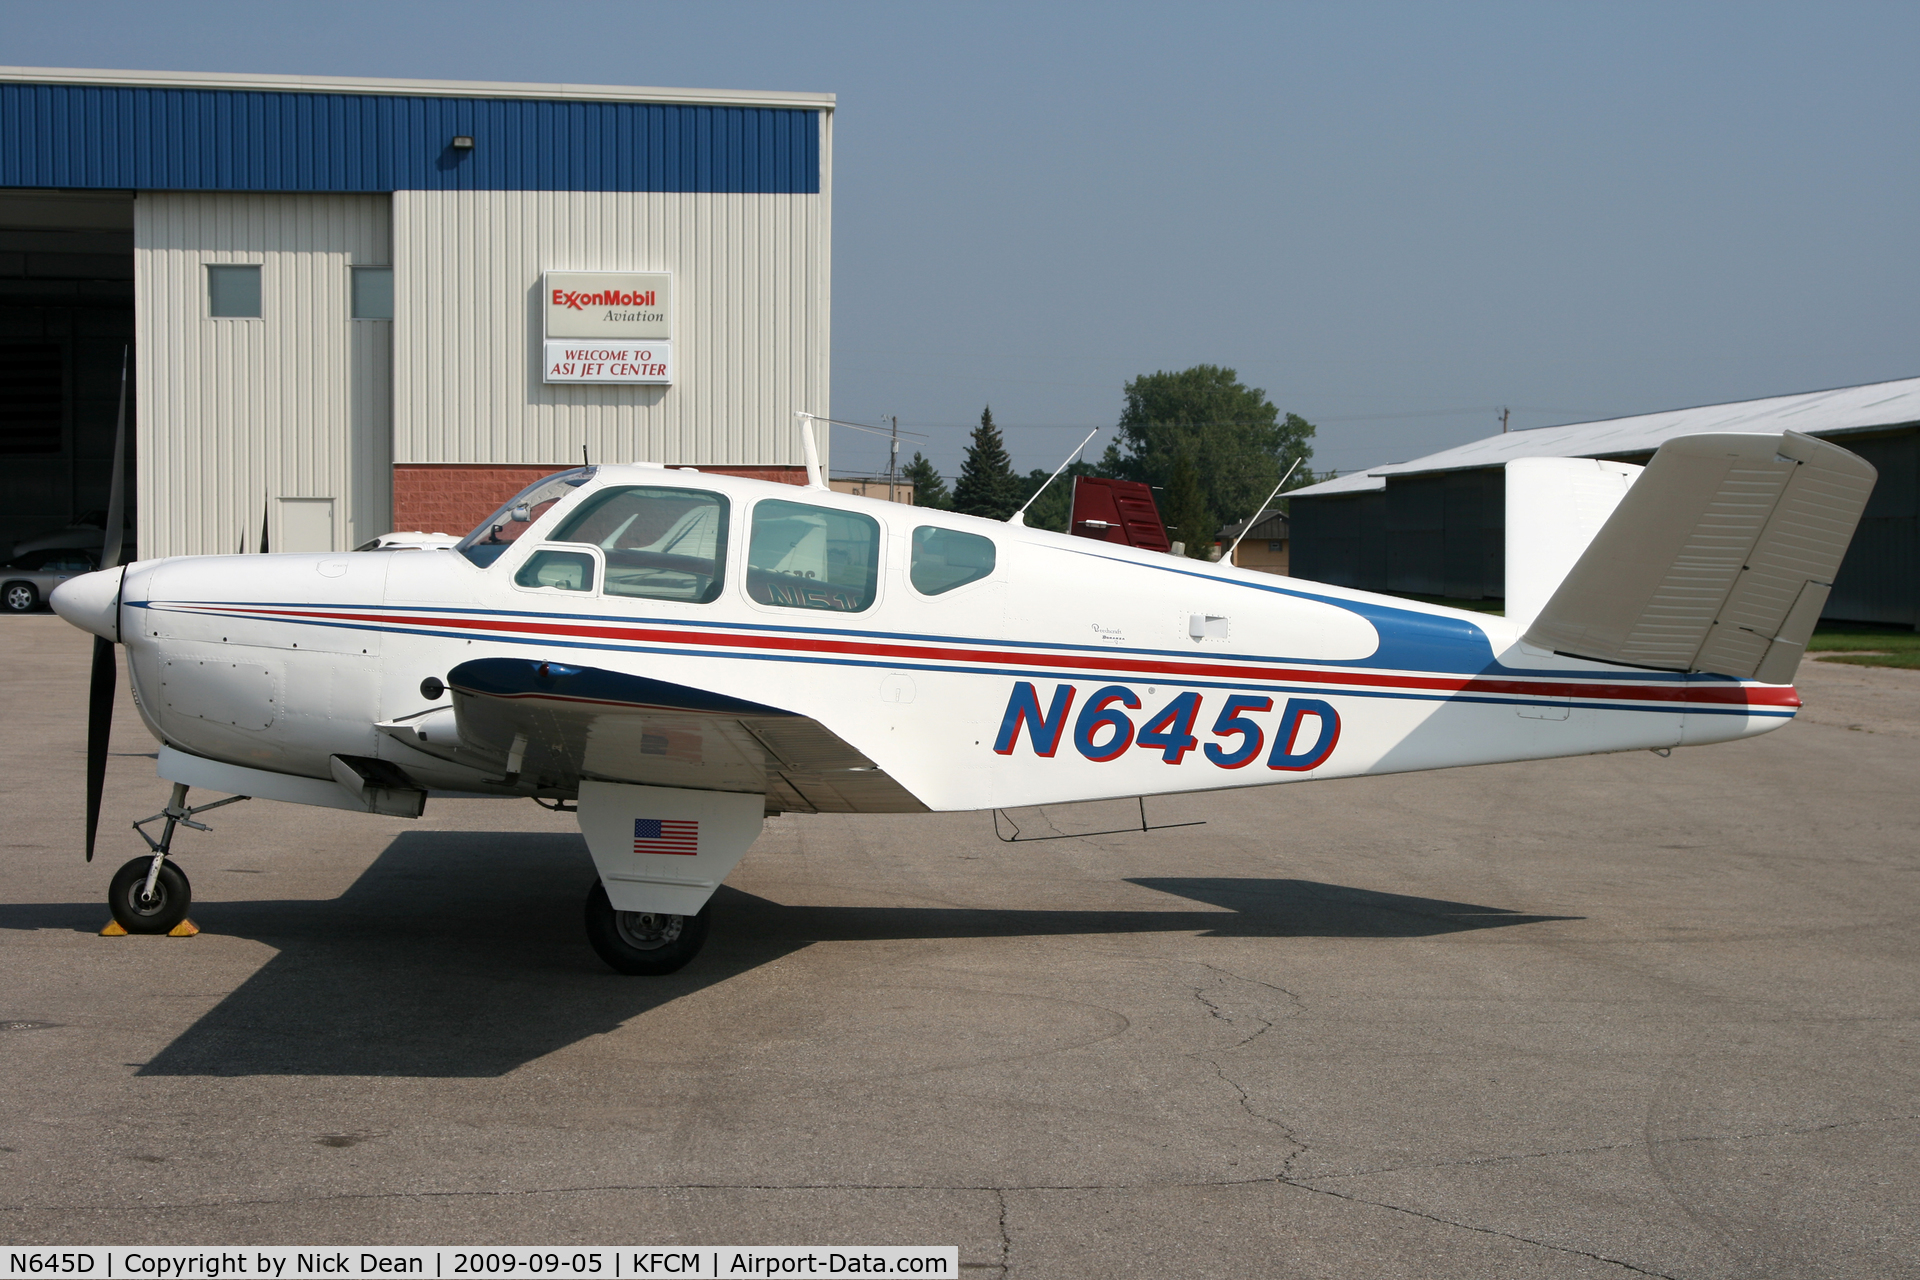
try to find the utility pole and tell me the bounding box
[887,415,899,504]
[1500,406,1510,434]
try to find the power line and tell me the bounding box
[1314,405,1604,424]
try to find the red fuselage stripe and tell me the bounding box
[174,604,1801,710]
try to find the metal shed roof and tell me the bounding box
[1220,510,1291,540]
[0,66,834,109]
[1291,374,1920,498]
[0,67,826,193]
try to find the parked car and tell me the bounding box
[2,548,99,612]
[10,509,135,562]
[352,531,462,551]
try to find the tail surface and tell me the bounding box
[1522,430,1876,683]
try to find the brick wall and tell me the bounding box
[391,463,809,537]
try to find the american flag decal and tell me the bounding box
[634,817,699,856]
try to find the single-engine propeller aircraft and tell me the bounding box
[52,406,1876,974]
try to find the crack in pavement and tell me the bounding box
[993,1187,1010,1275]
[0,1176,1680,1277]
[1271,1178,1681,1278]
[1184,962,1312,1179]
[1303,1110,1920,1183]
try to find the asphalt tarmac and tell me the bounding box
[2,613,1916,1277]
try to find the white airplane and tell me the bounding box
[52,415,1875,974]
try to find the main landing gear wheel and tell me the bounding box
[107,856,192,935]
[583,882,709,975]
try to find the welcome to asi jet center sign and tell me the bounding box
[542,271,672,385]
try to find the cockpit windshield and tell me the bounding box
[456,467,597,567]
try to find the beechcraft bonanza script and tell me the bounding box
[53,418,1876,973]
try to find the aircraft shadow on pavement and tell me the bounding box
[2,831,1577,1078]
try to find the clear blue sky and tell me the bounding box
[11,1,1917,483]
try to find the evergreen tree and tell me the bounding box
[901,450,951,509]
[952,405,1022,520]
[1158,452,1215,558]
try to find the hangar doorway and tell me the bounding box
[0,189,135,563]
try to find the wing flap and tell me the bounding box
[1522,430,1876,679]
[445,657,928,814]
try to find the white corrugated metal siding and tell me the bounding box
[391,182,830,472]
[134,192,392,557]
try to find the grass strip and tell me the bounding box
[1813,651,1920,669]
[1807,622,1920,654]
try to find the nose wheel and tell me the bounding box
[583,882,709,975]
[107,856,192,934]
[102,783,250,937]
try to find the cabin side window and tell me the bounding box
[513,549,596,592]
[909,525,996,595]
[547,486,729,603]
[746,499,880,613]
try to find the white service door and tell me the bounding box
[278,498,336,553]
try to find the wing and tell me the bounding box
[430,657,927,815]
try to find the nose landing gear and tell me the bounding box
[104,782,250,936]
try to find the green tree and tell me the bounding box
[901,450,951,509]
[1157,452,1214,558]
[1100,365,1316,536]
[952,405,1023,520]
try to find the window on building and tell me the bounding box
[514,548,596,592]
[0,344,64,455]
[747,499,880,612]
[909,525,995,596]
[548,486,727,603]
[207,264,261,318]
[352,267,394,319]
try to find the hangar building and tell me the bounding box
[1288,376,1920,627]
[0,66,832,559]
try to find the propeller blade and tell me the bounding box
[84,634,116,863]
[85,347,130,863]
[102,348,128,571]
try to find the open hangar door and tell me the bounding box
[0,189,134,564]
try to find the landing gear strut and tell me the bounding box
[106,783,249,935]
[583,881,710,975]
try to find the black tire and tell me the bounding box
[583,882,709,975]
[108,857,192,935]
[3,581,37,613]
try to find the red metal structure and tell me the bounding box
[1067,476,1170,553]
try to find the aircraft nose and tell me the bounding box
[51,567,123,642]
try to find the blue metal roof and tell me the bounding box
[0,83,820,193]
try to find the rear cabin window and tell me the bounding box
[909,525,996,595]
[547,486,728,603]
[746,499,880,613]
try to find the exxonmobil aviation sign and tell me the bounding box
[541,270,672,385]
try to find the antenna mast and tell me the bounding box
[795,412,827,488]
[1007,428,1098,525]
[888,415,899,504]
[1223,456,1305,565]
